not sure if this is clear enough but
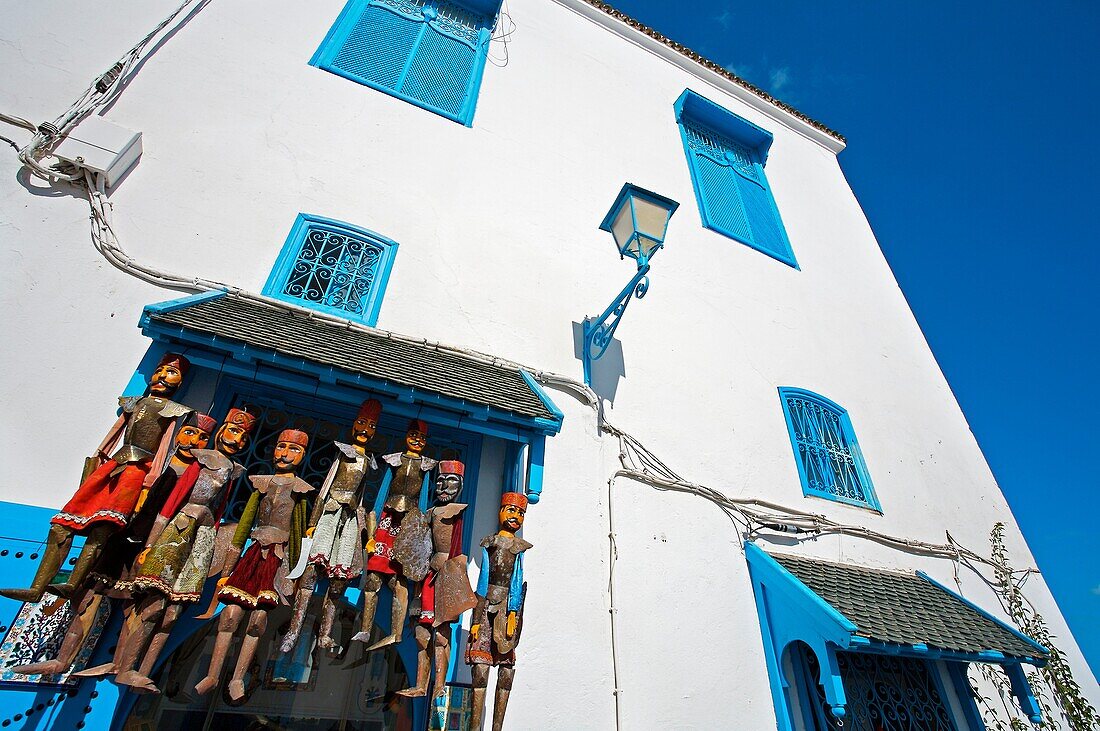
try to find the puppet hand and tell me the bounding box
[506,612,517,638]
[366,538,376,554]
[216,576,229,589]
[306,527,316,538]
[136,548,151,565]
[470,623,480,641]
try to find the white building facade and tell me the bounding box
[0,1,1096,729]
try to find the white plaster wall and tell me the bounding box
[0,0,1095,728]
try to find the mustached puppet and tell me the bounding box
[194,429,315,701]
[0,353,192,603]
[282,399,382,654]
[12,410,215,678]
[397,460,476,698]
[466,492,532,731]
[104,409,255,692]
[354,418,437,649]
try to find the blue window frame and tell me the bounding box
[311,0,499,126]
[263,213,398,325]
[778,387,880,510]
[674,89,798,268]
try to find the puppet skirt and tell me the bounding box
[308,507,362,580]
[131,517,217,603]
[219,542,282,608]
[52,460,150,532]
[465,606,515,667]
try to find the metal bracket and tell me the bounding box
[581,263,651,385]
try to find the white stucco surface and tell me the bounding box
[0,0,1095,728]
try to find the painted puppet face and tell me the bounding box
[435,472,463,504]
[351,416,378,447]
[499,503,526,533]
[273,440,306,470]
[175,425,211,459]
[148,362,184,395]
[216,422,250,456]
[405,429,427,455]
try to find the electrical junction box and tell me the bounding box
[52,116,142,187]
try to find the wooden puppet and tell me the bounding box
[397,460,476,698]
[106,409,255,692]
[10,411,216,677]
[194,429,315,701]
[0,353,192,603]
[281,399,382,654]
[466,492,531,731]
[353,419,437,650]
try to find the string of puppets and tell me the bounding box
[0,353,531,731]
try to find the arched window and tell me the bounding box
[263,213,399,326]
[778,387,880,511]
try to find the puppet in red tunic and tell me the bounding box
[353,419,436,649]
[195,429,315,702]
[0,353,192,603]
[397,459,476,698]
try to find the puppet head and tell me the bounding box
[498,492,528,533]
[148,353,189,396]
[351,399,382,447]
[435,460,465,504]
[215,408,257,456]
[405,419,429,455]
[273,429,309,471]
[175,412,215,460]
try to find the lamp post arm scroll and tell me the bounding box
[582,262,652,384]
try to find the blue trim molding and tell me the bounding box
[311,0,499,127]
[777,386,882,512]
[262,213,398,326]
[673,89,798,268]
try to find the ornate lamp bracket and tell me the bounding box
[582,262,651,385]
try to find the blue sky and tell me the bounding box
[601,1,1099,675]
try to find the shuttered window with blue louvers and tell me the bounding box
[313,0,494,126]
[677,112,797,268]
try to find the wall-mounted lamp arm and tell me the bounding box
[581,262,651,385]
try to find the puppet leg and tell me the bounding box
[396,625,431,697]
[470,664,490,731]
[280,566,315,654]
[115,595,169,691]
[0,524,72,602]
[318,577,346,649]
[49,524,114,599]
[125,603,182,692]
[432,626,451,699]
[195,604,242,695]
[351,571,382,643]
[366,575,407,651]
[14,588,99,675]
[492,666,515,731]
[228,608,268,701]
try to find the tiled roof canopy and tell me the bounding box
[145,293,558,424]
[773,553,1043,659]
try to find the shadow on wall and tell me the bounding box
[572,320,624,403]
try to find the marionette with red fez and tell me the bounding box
[9,410,215,678]
[353,418,437,649]
[195,428,315,701]
[397,459,477,698]
[0,353,193,604]
[104,408,256,693]
[281,398,383,654]
[466,492,532,731]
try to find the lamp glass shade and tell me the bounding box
[610,200,634,254]
[631,195,672,243]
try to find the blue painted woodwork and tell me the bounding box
[262,213,398,326]
[777,387,882,511]
[745,542,1047,729]
[674,89,798,268]
[947,661,990,730]
[311,0,497,127]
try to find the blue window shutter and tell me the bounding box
[329,2,424,89]
[314,0,495,126]
[675,90,798,268]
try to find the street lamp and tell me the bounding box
[582,183,679,385]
